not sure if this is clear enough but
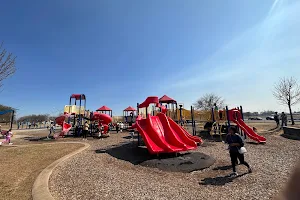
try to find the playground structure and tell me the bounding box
[64,94,91,130]
[56,93,265,143]
[57,94,112,138]
[198,106,266,143]
[96,106,112,117]
[133,96,203,154]
[123,106,137,128]
[90,112,112,137]
[54,114,72,138]
[159,95,178,121]
[137,94,266,144]
[226,107,266,143]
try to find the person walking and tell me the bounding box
[281,112,287,127]
[225,126,252,177]
[274,112,280,127]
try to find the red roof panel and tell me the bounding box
[124,106,136,111]
[70,94,86,100]
[138,96,159,108]
[159,95,176,103]
[96,105,112,111]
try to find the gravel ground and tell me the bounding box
[49,131,300,200]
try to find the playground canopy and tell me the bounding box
[70,94,86,100]
[123,106,136,124]
[159,95,177,103]
[96,105,112,117]
[123,106,136,111]
[0,110,15,130]
[159,95,178,120]
[138,96,159,108]
[0,110,14,115]
[96,106,112,111]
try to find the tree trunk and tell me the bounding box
[288,104,295,125]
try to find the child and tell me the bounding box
[99,123,104,136]
[116,122,120,133]
[47,122,55,139]
[130,130,134,139]
[0,129,13,145]
[120,122,124,133]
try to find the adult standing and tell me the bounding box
[281,112,287,127]
[116,122,120,133]
[274,112,280,127]
[82,121,89,140]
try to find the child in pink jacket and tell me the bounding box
[0,129,13,145]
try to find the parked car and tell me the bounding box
[266,116,275,120]
[248,117,263,120]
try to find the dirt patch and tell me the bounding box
[0,143,84,200]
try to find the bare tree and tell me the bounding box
[273,77,300,125]
[194,93,225,110]
[0,42,16,87]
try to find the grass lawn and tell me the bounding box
[0,143,84,200]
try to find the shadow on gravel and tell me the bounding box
[199,173,247,186]
[122,135,139,140]
[245,141,259,145]
[200,142,216,147]
[267,126,280,131]
[198,131,226,142]
[23,136,53,141]
[281,134,300,141]
[95,142,215,173]
[213,165,232,171]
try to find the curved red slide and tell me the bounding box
[163,115,202,145]
[168,118,202,144]
[233,119,266,143]
[156,113,196,150]
[135,115,182,154]
[134,113,198,154]
[134,119,164,154]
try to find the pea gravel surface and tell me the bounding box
[49,132,300,200]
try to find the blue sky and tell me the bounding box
[1,0,300,117]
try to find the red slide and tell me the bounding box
[166,116,202,144]
[233,118,266,143]
[156,113,196,150]
[134,114,198,154]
